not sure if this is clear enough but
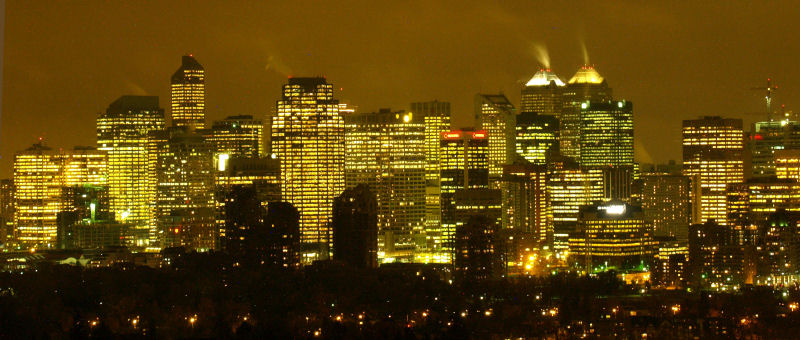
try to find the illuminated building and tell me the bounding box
[97,95,166,246]
[750,119,800,177]
[438,129,488,263]
[332,184,378,269]
[152,127,216,251]
[515,112,559,165]
[726,177,800,246]
[568,201,657,272]
[579,101,634,167]
[271,77,344,262]
[215,157,281,244]
[520,68,565,117]
[0,179,13,243]
[170,55,205,130]
[682,116,744,226]
[688,220,743,290]
[560,65,612,162]
[411,100,451,255]
[344,109,425,262]
[475,94,515,179]
[454,213,503,282]
[13,143,63,248]
[653,238,688,288]
[775,149,800,181]
[209,115,264,159]
[501,159,550,243]
[640,173,692,241]
[752,209,800,284]
[547,156,603,249]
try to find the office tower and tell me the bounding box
[750,119,800,177]
[515,112,559,165]
[97,96,166,246]
[776,149,800,181]
[271,77,344,262]
[0,179,13,243]
[344,109,425,262]
[209,115,264,159]
[13,143,62,248]
[170,55,205,130]
[223,185,300,268]
[332,184,378,268]
[501,159,550,243]
[454,188,502,233]
[152,127,216,251]
[560,65,613,161]
[62,147,108,186]
[547,156,604,250]
[475,94,516,179]
[726,177,800,246]
[568,201,656,271]
[454,214,503,282]
[412,100,451,256]
[640,174,692,241]
[688,220,743,290]
[682,116,745,226]
[215,157,281,246]
[579,101,634,167]
[520,68,565,117]
[438,129,489,263]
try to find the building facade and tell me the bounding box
[170,55,205,130]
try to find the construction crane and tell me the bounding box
[751,78,779,121]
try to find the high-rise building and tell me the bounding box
[13,143,62,248]
[501,160,550,243]
[688,220,743,290]
[750,120,800,177]
[682,116,745,226]
[547,157,604,249]
[344,109,425,262]
[753,210,800,284]
[568,201,656,272]
[726,177,800,246]
[412,101,451,256]
[209,115,264,159]
[332,184,378,268]
[97,95,166,247]
[271,77,344,262]
[520,68,565,117]
[152,127,216,251]
[640,174,692,241]
[515,112,559,165]
[579,101,634,167]
[475,94,516,179]
[454,214,503,282]
[560,66,612,162]
[170,55,205,130]
[437,129,489,263]
[0,179,13,244]
[776,149,800,181]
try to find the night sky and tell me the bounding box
[2,1,798,178]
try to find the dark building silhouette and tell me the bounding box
[688,220,743,289]
[332,184,378,268]
[222,185,300,268]
[454,214,502,282]
[753,209,800,284]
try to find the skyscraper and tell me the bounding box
[749,119,800,177]
[475,94,515,179]
[547,156,604,250]
[515,112,559,165]
[152,127,216,251]
[97,96,165,247]
[640,173,692,241]
[438,129,489,263]
[332,184,378,269]
[344,109,425,262]
[579,101,634,167]
[520,68,565,117]
[412,100,451,257]
[501,160,550,243]
[170,55,205,130]
[0,179,13,244]
[682,116,745,226]
[209,115,264,159]
[271,77,344,262]
[560,66,613,162]
[13,143,62,248]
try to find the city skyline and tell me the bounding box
[3,2,799,178]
